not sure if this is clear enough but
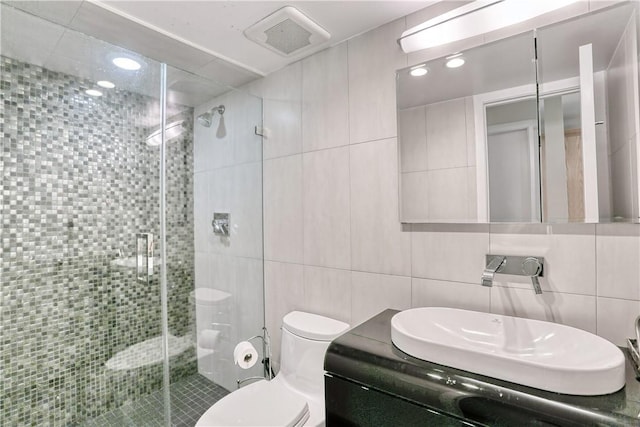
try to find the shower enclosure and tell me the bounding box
[0,3,264,426]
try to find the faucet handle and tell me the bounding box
[522,257,543,277]
[522,257,543,295]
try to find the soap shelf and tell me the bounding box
[626,339,640,378]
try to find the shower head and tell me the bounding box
[197,105,225,128]
[197,105,226,138]
[197,112,213,127]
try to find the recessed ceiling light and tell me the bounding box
[97,80,115,89]
[85,89,103,97]
[409,65,428,77]
[446,54,465,69]
[113,57,141,71]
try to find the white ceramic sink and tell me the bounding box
[391,307,625,396]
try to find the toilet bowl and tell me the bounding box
[195,311,349,426]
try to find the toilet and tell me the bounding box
[196,311,350,426]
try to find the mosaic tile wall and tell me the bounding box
[0,55,196,426]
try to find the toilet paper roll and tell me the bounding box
[198,329,221,350]
[233,341,258,369]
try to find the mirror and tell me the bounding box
[397,3,640,223]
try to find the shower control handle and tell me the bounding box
[212,212,230,236]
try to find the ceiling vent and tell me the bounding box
[244,6,330,57]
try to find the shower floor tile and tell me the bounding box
[83,374,229,427]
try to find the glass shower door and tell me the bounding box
[1,3,265,426]
[0,4,173,425]
[165,68,265,425]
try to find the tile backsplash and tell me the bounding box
[254,2,640,367]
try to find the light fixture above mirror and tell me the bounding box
[399,0,580,53]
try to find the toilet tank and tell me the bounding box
[279,311,349,399]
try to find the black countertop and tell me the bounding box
[325,309,640,426]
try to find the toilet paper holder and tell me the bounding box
[236,327,273,388]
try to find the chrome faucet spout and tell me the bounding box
[481,256,506,287]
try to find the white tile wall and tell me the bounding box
[264,155,303,264]
[264,261,304,367]
[252,4,640,367]
[411,227,489,283]
[303,147,351,269]
[412,278,490,312]
[351,272,411,326]
[303,265,352,324]
[596,226,640,300]
[348,18,407,144]
[350,138,411,276]
[302,44,349,152]
[262,62,302,160]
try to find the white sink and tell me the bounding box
[391,307,625,396]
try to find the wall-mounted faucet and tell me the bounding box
[481,255,544,294]
[481,255,506,287]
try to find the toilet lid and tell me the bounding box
[283,311,350,341]
[196,380,309,427]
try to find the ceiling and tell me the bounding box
[2,0,436,104]
[97,1,436,76]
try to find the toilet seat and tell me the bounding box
[195,379,310,427]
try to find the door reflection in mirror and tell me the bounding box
[486,99,540,222]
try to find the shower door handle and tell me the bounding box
[136,233,153,282]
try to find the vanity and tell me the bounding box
[324,310,640,426]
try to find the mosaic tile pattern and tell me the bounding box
[83,373,229,427]
[1,55,196,426]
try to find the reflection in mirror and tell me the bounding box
[486,99,540,222]
[397,31,536,223]
[539,92,584,222]
[397,2,640,224]
[537,3,640,222]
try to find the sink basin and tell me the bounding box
[391,307,625,396]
